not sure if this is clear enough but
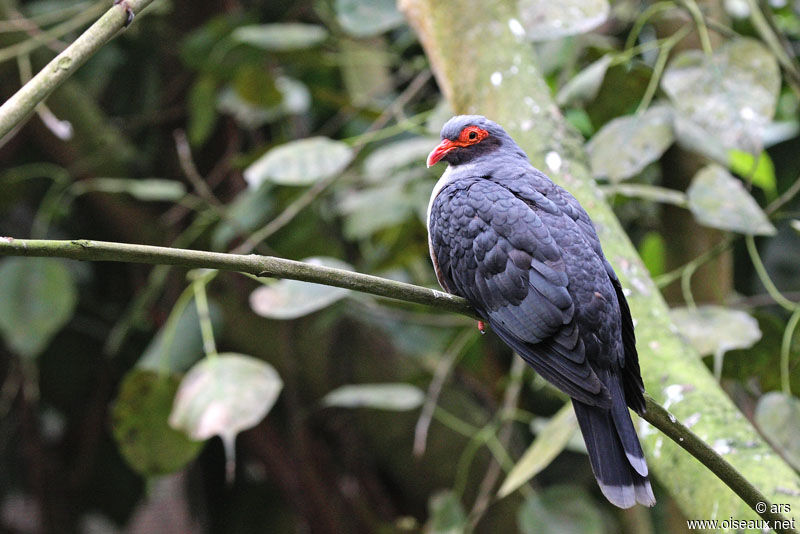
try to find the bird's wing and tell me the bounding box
[430,178,608,406]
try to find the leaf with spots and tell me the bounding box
[556,55,612,107]
[586,106,674,182]
[518,0,609,41]
[111,369,202,477]
[322,383,424,411]
[661,38,780,153]
[686,165,776,235]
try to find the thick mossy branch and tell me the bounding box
[0,0,156,139]
[0,237,796,530]
[400,0,800,526]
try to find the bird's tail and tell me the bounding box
[572,370,655,508]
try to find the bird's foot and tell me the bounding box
[477,320,486,335]
[113,0,134,27]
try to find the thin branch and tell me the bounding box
[641,395,795,532]
[0,238,475,317]
[0,0,156,139]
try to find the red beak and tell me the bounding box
[427,139,457,168]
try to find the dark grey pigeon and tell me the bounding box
[426,115,655,509]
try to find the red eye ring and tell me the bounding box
[458,126,488,145]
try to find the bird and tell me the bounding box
[425,115,655,508]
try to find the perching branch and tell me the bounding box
[0,236,796,531]
[0,0,156,140]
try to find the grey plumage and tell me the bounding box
[427,115,655,508]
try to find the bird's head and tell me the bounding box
[426,115,514,168]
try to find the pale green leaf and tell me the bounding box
[556,55,612,107]
[217,76,310,129]
[669,305,762,378]
[249,257,352,320]
[169,353,283,478]
[335,0,405,38]
[518,0,609,41]
[498,402,577,498]
[322,383,424,411]
[362,137,439,182]
[687,165,776,235]
[111,370,202,476]
[728,149,777,200]
[586,106,674,182]
[661,38,780,153]
[244,137,353,188]
[78,178,186,201]
[0,258,77,358]
[755,392,800,472]
[231,23,328,51]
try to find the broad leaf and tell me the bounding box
[687,165,776,235]
[169,353,283,478]
[586,106,674,182]
[0,258,77,358]
[362,137,439,182]
[250,257,352,320]
[673,113,728,163]
[231,23,328,51]
[518,0,609,41]
[211,187,275,249]
[335,0,405,38]
[244,137,353,188]
[337,185,415,239]
[426,490,467,534]
[217,76,310,129]
[661,38,780,153]
[187,76,218,146]
[499,402,577,498]
[517,486,606,534]
[111,370,202,476]
[556,56,612,107]
[638,231,667,278]
[669,305,762,379]
[755,392,800,472]
[322,383,424,411]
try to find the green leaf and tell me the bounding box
[169,353,283,478]
[602,183,687,207]
[334,0,405,38]
[243,137,354,188]
[337,185,416,239]
[518,0,609,41]
[669,305,762,379]
[138,297,223,374]
[728,149,777,200]
[754,392,800,472]
[362,137,438,182]
[231,23,328,51]
[426,490,467,534]
[661,38,780,153]
[111,369,202,477]
[638,231,666,278]
[78,178,186,201]
[517,486,606,534]
[686,164,776,235]
[498,402,577,498]
[232,64,281,108]
[187,76,218,146]
[339,37,393,107]
[0,258,77,358]
[586,106,674,182]
[211,187,275,250]
[322,383,424,411]
[672,113,729,164]
[556,56,612,107]
[249,257,353,320]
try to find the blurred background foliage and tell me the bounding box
[0,0,799,532]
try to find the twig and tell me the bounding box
[0,0,156,139]
[641,395,796,532]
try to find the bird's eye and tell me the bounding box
[468,131,477,140]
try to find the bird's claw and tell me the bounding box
[113,0,134,27]
[477,320,486,335]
